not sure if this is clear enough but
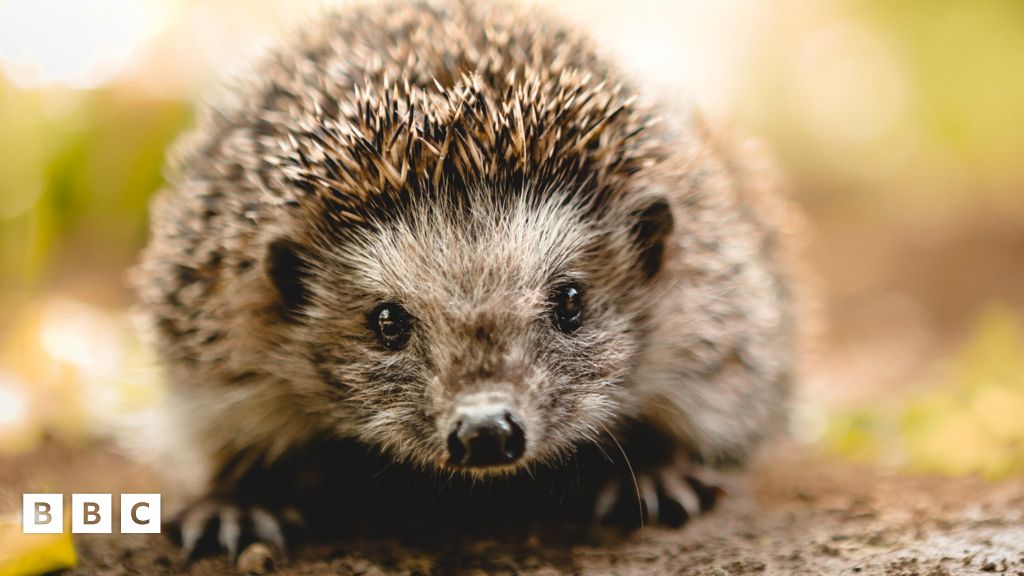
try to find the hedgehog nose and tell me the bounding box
[447,409,526,467]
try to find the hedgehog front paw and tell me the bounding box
[168,499,304,565]
[593,465,723,528]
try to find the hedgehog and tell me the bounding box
[133,0,796,560]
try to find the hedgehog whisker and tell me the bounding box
[580,430,614,464]
[599,422,644,542]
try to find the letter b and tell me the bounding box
[72,494,111,534]
[84,501,101,525]
[36,502,52,524]
[23,494,63,534]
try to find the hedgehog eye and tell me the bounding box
[370,303,412,350]
[550,284,583,334]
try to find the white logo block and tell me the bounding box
[120,494,161,533]
[72,493,112,534]
[23,493,63,533]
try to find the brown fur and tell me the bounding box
[133,0,795,515]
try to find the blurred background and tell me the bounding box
[0,0,1022,478]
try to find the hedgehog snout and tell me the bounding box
[444,392,526,468]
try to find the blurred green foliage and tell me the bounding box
[0,82,190,307]
[826,305,1024,479]
[861,0,1024,191]
[741,0,1024,219]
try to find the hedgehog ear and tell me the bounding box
[266,238,310,317]
[631,198,675,280]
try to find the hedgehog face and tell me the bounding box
[265,189,673,475]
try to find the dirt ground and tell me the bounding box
[2,442,1023,576]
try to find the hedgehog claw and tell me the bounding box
[251,507,287,554]
[170,500,299,565]
[594,465,724,528]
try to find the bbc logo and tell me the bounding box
[23,494,161,534]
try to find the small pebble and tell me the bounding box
[236,543,278,574]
